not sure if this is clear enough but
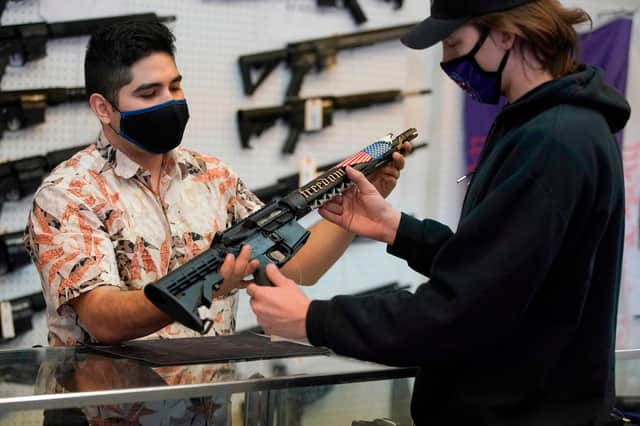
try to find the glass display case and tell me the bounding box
[0,339,636,426]
[0,336,417,425]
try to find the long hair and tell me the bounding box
[470,0,591,78]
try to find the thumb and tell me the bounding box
[346,166,377,194]
[265,263,292,287]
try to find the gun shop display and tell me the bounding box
[0,144,87,205]
[0,87,88,139]
[317,0,403,25]
[238,88,430,154]
[0,12,176,82]
[237,22,417,98]
[253,141,428,203]
[145,128,419,333]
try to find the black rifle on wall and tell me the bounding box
[0,291,46,341]
[238,88,430,154]
[0,13,175,82]
[0,87,88,139]
[317,0,403,25]
[0,143,88,205]
[0,230,29,275]
[145,128,419,332]
[238,22,417,98]
[252,141,428,203]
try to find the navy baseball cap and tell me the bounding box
[401,0,536,49]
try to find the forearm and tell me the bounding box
[281,219,355,285]
[69,287,173,345]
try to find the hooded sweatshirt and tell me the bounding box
[306,65,631,426]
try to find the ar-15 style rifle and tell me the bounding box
[253,141,428,203]
[238,22,417,98]
[0,143,88,204]
[238,88,430,154]
[145,128,419,333]
[0,87,87,139]
[317,0,403,25]
[0,13,175,82]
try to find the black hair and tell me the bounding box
[84,21,176,106]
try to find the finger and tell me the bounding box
[245,259,260,276]
[346,166,377,194]
[391,152,406,171]
[219,253,235,279]
[319,200,344,216]
[381,164,400,179]
[233,245,252,277]
[246,283,260,298]
[265,263,291,287]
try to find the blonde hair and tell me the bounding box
[470,0,592,78]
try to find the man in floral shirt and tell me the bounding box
[25,21,405,347]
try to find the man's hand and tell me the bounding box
[367,141,411,198]
[246,264,310,340]
[319,166,401,245]
[217,245,260,297]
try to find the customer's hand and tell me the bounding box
[319,166,401,245]
[247,264,310,340]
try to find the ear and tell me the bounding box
[495,30,516,51]
[89,93,116,126]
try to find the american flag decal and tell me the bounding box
[336,140,393,168]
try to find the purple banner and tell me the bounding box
[464,18,633,172]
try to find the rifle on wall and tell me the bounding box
[252,141,427,203]
[317,0,403,25]
[145,128,419,333]
[0,230,29,275]
[0,143,88,205]
[0,13,175,82]
[0,291,46,341]
[0,87,88,139]
[238,22,417,98]
[238,88,430,154]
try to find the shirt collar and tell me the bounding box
[96,132,180,181]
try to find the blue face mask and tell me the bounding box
[440,32,510,105]
[110,99,190,154]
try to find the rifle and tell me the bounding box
[0,87,87,139]
[0,143,88,203]
[145,128,419,332]
[0,230,29,275]
[253,142,428,203]
[0,13,176,82]
[0,291,46,341]
[237,88,430,154]
[238,22,417,97]
[317,0,403,25]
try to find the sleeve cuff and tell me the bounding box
[386,212,426,259]
[306,300,330,347]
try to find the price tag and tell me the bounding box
[299,157,318,187]
[0,301,15,339]
[304,99,323,131]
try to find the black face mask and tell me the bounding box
[110,99,190,154]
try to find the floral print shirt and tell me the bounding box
[25,134,263,346]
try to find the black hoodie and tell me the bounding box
[306,66,631,426]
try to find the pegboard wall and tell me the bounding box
[0,0,435,347]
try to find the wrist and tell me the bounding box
[382,209,401,245]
